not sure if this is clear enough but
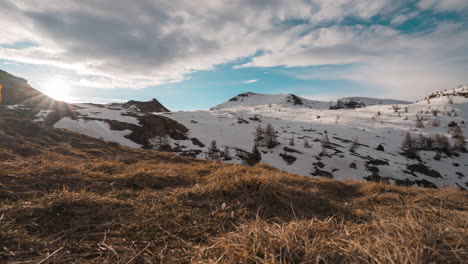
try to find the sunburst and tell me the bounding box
[43,78,72,102]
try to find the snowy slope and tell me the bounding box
[72,103,142,125]
[330,97,411,109]
[212,92,412,110]
[211,92,330,110]
[41,86,468,190]
[54,117,141,148]
[158,97,468,189]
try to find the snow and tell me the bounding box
[47,87,468,189]
[54,117,141,148]
[72,104,141,125]
[34,110,54,122]
[331,97,411,108]
[212,92,412,110]
[4,104,29,110]
[158,91,468,189]
[211,93,330,110]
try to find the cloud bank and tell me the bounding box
[0,0,467,97]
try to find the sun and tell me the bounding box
[43,78,72,102]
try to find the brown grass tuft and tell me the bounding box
[1,117,467,263]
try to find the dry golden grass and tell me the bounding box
[0,117,467,263]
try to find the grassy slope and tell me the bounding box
[0,116,467,263]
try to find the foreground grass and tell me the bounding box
[0,117,467,263]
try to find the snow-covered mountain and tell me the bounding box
[155,87,468,190]
[330,97,411,109]
[108,98,170,113]
[211,92,330,110]
[212,92,412,110]
[1,70,467,190]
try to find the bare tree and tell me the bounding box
[392,104,401,113]
[415,115,424,128]
[401,132,417,157]
[254,125,264,144]
[451,125,463,139]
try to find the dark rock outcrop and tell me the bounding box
[121,98,170,113]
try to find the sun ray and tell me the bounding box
[43,78,72,102]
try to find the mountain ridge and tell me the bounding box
[212,91,412,110]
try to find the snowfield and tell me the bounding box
[34,109,54,122]
[48,86,468,189]
[73,103,142,125]
[54,117,141,148]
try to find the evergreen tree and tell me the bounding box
[223,146,232,160]
[249,143,262,165]
[304,139,311,148]
[376,144,385,151]
[401,132,416,156]
[289,136,295,146]
[206,140,220,160]
[264,123,278,149]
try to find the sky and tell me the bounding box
[1,0,468,110]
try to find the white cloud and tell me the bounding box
[68,97,128,104]
[0,0,466,99]
[243,79,258,84]
[418,0,468,12]
[242,21,468,100]
[390,11,418,25]
[3,61,18,65]
[0,0,404,89]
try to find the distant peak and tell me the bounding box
[211,92,329,110]
[122,98,170,113]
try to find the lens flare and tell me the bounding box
[43,79,72,102]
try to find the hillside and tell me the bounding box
[330,97,411,109]
[0,115,467,263]
[1,70,467,190]
[0,70,74,124]
[212,92,411,110]
[159,88,468,190]
[210,92,330,110]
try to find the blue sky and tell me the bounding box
[1,0,467,110]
